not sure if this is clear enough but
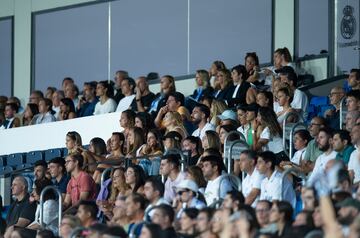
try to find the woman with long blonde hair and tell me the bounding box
[210,100,228,126]
[162,111,188,140]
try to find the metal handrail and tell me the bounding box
[100,167,113,185]
[227,140,249,174]
[282,111,305,156]
[223,131,245,166]
[289,122,308,158]
[339,97,346,129]
[40,186,62,236]
[280,167,307,201]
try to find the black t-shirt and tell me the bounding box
[130,92,156,111]
[6,193,36,227]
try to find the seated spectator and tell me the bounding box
[29,90,44,105]
[301,187,318,211]
[116,77,136,113]
[139,223,162,238]
[106,132,125,161]
[255,200,272,228]
[236,104,250,139]
[191,104,215,140]
[65,131,83,155]
[119,109,136,138]
[45,87,56,100]
[202,155,232,205]
[81,137,107,177]
[213,69,233,101]
[109,196,129,228]
[58,98,76,120]
[160,154,186,203]
[64,83,79,110]
[125,165,146,194]
[210,208,226,236]
[138,129,163,175]
[6,176,37,229]
[219,124,239,155]
[62,77,74,91]
[228,64,256,107]
[257,151,296,208]
[245,103,262,148]
[27,179,58,234]
[131,76,156,112]
[276,66,309,118]
[308,127,337,183]
[217,109,239,130]
[174,180,206,217]
[188,69,213,106]
[22,103,38,126]
[182,136,202,166]
[32,98,56,124]
[162,131,183,151]
[245,52,261,84]
[221,190,245,211]
[77,81,98,117]
[346,89,360,112]
[209,60,226,89]
[134,112,153,136]
[337,198,360,227]
[48,157,69,199]
[325,86,345,129]
[201,130,221,151]
[0,103,20,129]
[178,208,199,237]
[113,70,128,104]
[209,100,227,127]
[59,215,81,238]
[269,201,295,237]
[51,90,64,119]
[7,96,24,114]
[125,127,145,158]
[63,153,97,212]
[345,110,360,132]
[333,130,355,165]
[256,91,274,109]
[236,150,264,207]
[154,91,186,128]
[76,200,98,228]
[276,86,296,124]
[347,68,360,90]
[348,123,360,184]
[93,80,117,115]
[33,160,48,182]
[125,193,147,235]
[151,204,177,237]
[161,111,188,140]
[196,207,217,238]
[185,166,207,194]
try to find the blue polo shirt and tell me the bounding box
[53,174,70,194]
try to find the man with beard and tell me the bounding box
[337,198,360,228]
[308,127,337,183]
[191,104,215,140]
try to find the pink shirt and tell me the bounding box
[66,171,97,205]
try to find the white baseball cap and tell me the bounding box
[175,179,199,193]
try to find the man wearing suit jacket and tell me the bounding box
[0,103,20,129]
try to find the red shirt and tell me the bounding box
[66,171,97,205]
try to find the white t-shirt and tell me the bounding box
[192,122,215,140]
[204,175,232,206]
[260,127,284,153]
[260,170,296,208]
[308,150,337,183]
[291,148,306,165]
[242,168,265,207]
[164,172,186,203]
[348,147,360,183]
[237,124,250,143]
[116,95,136,113]
[291,89,309,119]
[93,98,117,115]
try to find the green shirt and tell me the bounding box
[335,145,355,165]
[303,139,322,162]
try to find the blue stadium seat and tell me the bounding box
[0,155,6,166]
[6,153,25,169]
[0,166,13,176]
[310,96,329,107]
[44,148,62,162]
[26,151,44,164]
[62,148,69,157]
[319,104,335,117]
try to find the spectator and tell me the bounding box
[256,91,274,109]
[29,90,44,105]
[236,150,264,207]
[201,130,221,151]
[308,127,337,183]
[108,167,131,199]
[325,86,345,129]
[125,193,147,235]
[0,103,20,129]
[333,130,355,165]
[222,190,245,211]
[65,131,83,155]
[174,180,206,216]
[64,83,79,110]
[22,103,38,126]
[110,196,129,228]
[32,98,56,124]
[345,110,360,132]
[59,215,81,238]
[236,104,250,140]
[138,129,163,176]
[119,109,136,138]
[7,96,24,114]
[213,68,233,101]
[255,200,272,228]
[196,207,217,238]
[276,86,296,124]
[160,153,186,203]
[151,204,177,237]
[245,103,261,148]
[161,111,188,140]
[125,165,146,194]
[189,69,214,103]
[48,157,69,199]
[134,112,152,135]
[209,60,226,89]
[245,52,260,84]
[81,137,107,177]
[347,68,360,90]
[62,77,74,92]
[139,223,162,238]
[301,187,318,211]
[93,80,117,115]
[76,200,98,228]
[116,77,136,113]
[346,90,360,112]
[209,100,227,127]
[162,131,182,151]
[257,151,296,208]
[107,132,125,160]
[202,155,232,205]
[148,75,176,117]
[6,176,37,228]
[191,104,215,140]
[144,176,168,218]
[52,90,64,119]
[63,153,97,211]
[185,166,207,194]
[113,70,128,103]
[77,81,98,117]
[58,98,76,120]
[154,91,185,128]
[178,208,199,237]
[33,160,48,182]
[348,123,360,184]
[132,76,156,112]
[125,127,145,158]
[269,201,295,237]
[217,109,239,129]
[182,136,202,166]
[337,198,360,226]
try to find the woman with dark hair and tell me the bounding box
[126,127,145,158]
[120,109,136,140]
[185,166,207,194]
[135,112,153,135]
[178,208,199,237]
[32,98,56,124]
[58,98,76,120]
[229,64,256,106]
[269,201,294,237]
[81,137,108,179]
[276,86,296,124]
[93,80,117,115]
[139,223,163,238]
[23,103,39,126]
[245,52,262,85]
[256,91,274,109]
[254,107,285,160]
[125,165,146,194]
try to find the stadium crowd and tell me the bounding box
[1,48,360,238]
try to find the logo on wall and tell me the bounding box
[341,5,356,39]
